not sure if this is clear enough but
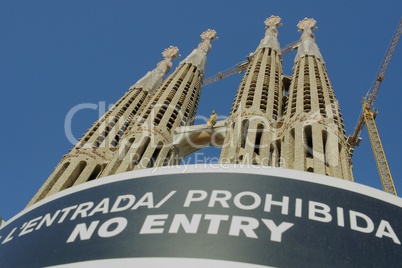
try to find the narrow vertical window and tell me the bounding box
[254,124,264,156]
[276,140,282,167]
[304,125,313,158]
[240,120,249,148]
[87,165,102,182]
[108,138,135,175]
[290,129,295,165]
[163,149,173,166]
[130,136,151,168]
[147,142,163,168]
[268,144,274,166]
[322,131,328,166]
[42,162,70,198]
[63,161,87,189]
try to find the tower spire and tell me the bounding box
[258,15,282,52]
[220,16,284,166]
[26,47,180,206]
[181,29,217,71]
[101,29,217,174]
[132,46,180,93]
[294,18,324,63]
[281,18,353,180]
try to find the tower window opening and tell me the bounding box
[254,124,264,156]
[111,116,132,147]
[42,162,71,199]
[163,148,177,166]
[130,136,151,168]
[304,125,313,158]
[290,129,296,165]
[87,164,102,182]
[303,90,311,113]
[282,95,288,115]
[167,108,179,130]
[338,142,344,175]
[268,144,274,166]
[64,161,87,189]
[240,119,249,148]
[147,142,163,168]
[55,162,70,182]
[109,138,135,175]
[276,140,281,167]
[322,130,329,166]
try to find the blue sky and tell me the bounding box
[1,1,401,220]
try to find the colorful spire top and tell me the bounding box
[132,46,180,93]
[294,18,324,63]
[258,15,282,52]
[181,29,217,70]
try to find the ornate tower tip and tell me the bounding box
[180,29,217,70]
[264,15,282,28]
[294,17,324,63]
[201,29,218,41]
[297,18,318,31]
[258,15,281,51]
[162,46,180,59]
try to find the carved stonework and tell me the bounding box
[181,29,217,70]
[294,17,324,63]
[199,29,218,54]
[258,15,281,52]
[132,46,180,93]
[297,18,317,31]
[162,46,180,59]
[297,18,317,42]
[264,15,282,37]
[201,29,217,41]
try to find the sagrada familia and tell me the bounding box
[28,16,354,206]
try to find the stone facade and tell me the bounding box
[27,46,182,205]
[219,17,353,181]
[28,16,354,207]
[281,18,353,180]
[220,16,284,166]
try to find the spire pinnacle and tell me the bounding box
[131,46,180,93]
[162,46,181,60]
[294,18,324,63]
[180,29,217,70]
[258,15,282,52]
[199,29,218,53]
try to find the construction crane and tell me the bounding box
[203,40,301,86]
[347,18,402,196]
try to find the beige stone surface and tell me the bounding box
[28,17,354,207]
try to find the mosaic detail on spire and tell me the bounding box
[181,29,217,71]
[132,46,180,93]
[294,18,324,63]
[258,15,282,52]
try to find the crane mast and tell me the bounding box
[348,18,402,149]
[347,18,402,196]
[362,100,397,195]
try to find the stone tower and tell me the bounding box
[27,46,180,206]
[281,18,353,180]
[220,16,284,166]
[28,16,354,208]
[101,30,217,174]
